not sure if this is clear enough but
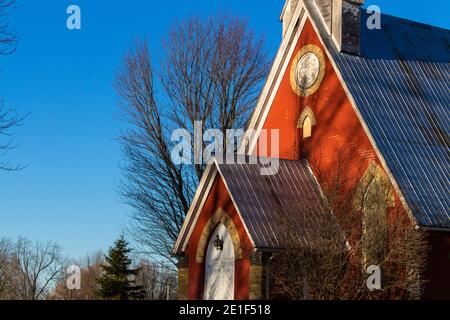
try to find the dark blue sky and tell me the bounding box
[0,0,448,259]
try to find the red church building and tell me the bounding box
[172,0,450,300]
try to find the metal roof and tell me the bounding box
[308,4,450,228]
[217,156,334,249]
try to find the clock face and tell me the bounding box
[290,45,325,97]
[295,52,320,90]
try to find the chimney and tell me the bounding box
[313,0,363,55]
[330,0,363,55]
[280,0,363,55]
[280,0,300,36]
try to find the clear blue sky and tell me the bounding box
[0,0,448,260]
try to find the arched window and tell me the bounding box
[297,106,316,140]
[356,163,394,267]
[362,178,387,266]
[303,116,312,138]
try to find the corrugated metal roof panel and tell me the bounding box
[217,156,333,249]
[308,4,450,228]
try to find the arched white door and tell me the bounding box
[204,224,235,300]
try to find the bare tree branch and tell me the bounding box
[0,0,16,56]
[0,0,24,171]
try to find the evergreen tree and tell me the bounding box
[97,235,145,300]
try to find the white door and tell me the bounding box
[204,224,235,300]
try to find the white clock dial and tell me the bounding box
[290,44,325,97]
[295,52,320,90]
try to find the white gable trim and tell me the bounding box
[173,164,218,255]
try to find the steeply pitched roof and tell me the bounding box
[216,156,333,249]
[308,4,450,228]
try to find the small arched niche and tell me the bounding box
[297,106,317,139]
[303,116,313,138]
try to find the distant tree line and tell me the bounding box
[50,235,177,301]
[0,236,176,300]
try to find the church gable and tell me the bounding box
[256,17,376,168]
[246,1,378,173]
[251,12,380,203]
[181,173,253,300]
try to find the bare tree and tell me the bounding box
[117,14,269,264]
[269,146,428,300]
[0,238,13,298]
[0,237,66,300]
[13,238,66,300]
[134,260,177,300]
[269,204,349,300]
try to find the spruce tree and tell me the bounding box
[97,235,145,300]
